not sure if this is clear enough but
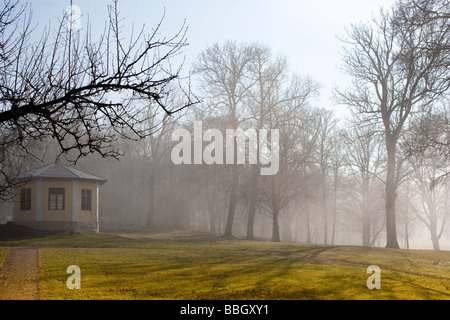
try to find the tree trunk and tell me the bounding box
[246,164,259,240]
[331,182,338,245]
[147,174,155,228]
[430,207,440,250]
[362,211,371,247]
[209,211,216,233]
[282,215,292,242]
[404,196,410,250]
[208,193,217,234]
[272,209,280,242]
[431,232,440,251]
[305,205,311,243]
[405,222,410,250]
[322,177,328,245]
[362,189,371,247]
[385,141,400,249]
[224,164,238,238]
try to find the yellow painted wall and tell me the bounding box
[14,179,98,223]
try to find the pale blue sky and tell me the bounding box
[30,0,397,118]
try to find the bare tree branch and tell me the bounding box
[0,0,197,197]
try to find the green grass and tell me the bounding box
[1,225,450,300]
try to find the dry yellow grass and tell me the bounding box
[33,231,450,300]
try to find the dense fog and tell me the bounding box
[0,0,449,251]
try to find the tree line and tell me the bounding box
[0,0,449,249]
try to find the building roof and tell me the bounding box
[18,163,106,184]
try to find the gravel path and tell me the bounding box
[0,247,39,300]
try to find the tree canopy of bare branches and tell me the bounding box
[0,0,196,198]
[335,0,449,248]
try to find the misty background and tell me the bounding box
[0,0,449,250]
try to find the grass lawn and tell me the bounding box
[1,226,450,300]
[0,247,8,270]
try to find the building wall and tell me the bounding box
[13,179,100,232]
[41,180,73,222]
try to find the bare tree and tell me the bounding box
[258,117,297,242]
[243,45,319,240]
[407,103,450,183]
[244,44,287,240]
[314,108,337,244]
[395,0,450,37]
[0,0,196,198]
[396,179,418,249]
[329,130,347,245]
[130,88,188,228]
[193,41,257,238]
[294,108,322,243]
[344,126,385,246]
[336,1,449,248]
[406,122,449,250]
[258,80,319,242]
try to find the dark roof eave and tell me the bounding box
[17,163,106,184]
[17,176,107,184]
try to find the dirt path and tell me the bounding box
[0,247,39,300]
